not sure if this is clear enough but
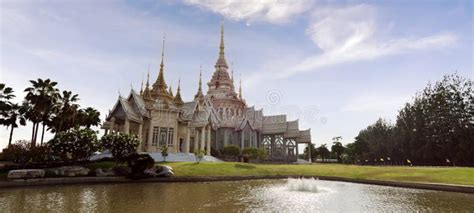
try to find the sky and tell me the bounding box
[0,0,472,150]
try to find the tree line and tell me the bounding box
[0,78,101,147]
[305,73,473,166]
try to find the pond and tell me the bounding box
[0,179,473,212]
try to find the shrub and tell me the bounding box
[2,140,30,163]
[28,145,53,163]
[222,145,241,157]
[242,147,267,162]
[127,153,155,177]
[195,150,205,163]
[161,146,168,162]
[48,128,99,162]
[100,133,139,163]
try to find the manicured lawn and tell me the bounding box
[159,162,474,186]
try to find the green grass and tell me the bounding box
[158,162,474,186]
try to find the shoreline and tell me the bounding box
[1,175,473,194]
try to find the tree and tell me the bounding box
[242,147,267,162]
[222,145,241,160]
[331,137,345,163]
[317,144,330,162]
[78,107,101,128]
[351,73,473,166]
[303,143,317,162]
[0,85,27,146]
[100,133,140,163]
[4,104,27,146]
[24,78,59,146]
[49,90,80,133]
[48,127,99,162]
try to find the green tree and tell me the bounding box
[24,78,59,146]
[303,143,317,162]
[48,128,98,162]
[78,107,101,128]
[100,133,140,163]
[49,90,80,133]
[331,137,345,163]
[317,144,330,162]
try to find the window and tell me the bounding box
[262,135,272,156]
[168,128,174,147]
[159,127,168,147]
[275,135,284,157]
[287,139,296,157]
[152,127,159,146]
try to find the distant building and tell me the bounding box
[102,23,311,162]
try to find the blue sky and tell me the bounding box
[0,0,472,149]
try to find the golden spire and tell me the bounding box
[140,74,144,96]
[195,65,204,99]
[215,19,228,68]
[174,78,184,106]
[239,74,242,99]
[219,19,225,58]
[153,35,169,98]
[168,85,173,97]
[142,69,153,101]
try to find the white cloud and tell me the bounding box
[184,0,313,24]
[278,4,458,78]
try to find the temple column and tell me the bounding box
[147,125,154,152]
[206,126,211,155]
[241,131,244,150]
[137,122,143,151]
[308,143,312,164]
[124,119,130,134]
[224,129,228,146]
[200,126,205,152]
[215,129,219,150]
[185,127,190,154]
[194,128,199,153]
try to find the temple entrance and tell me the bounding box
[179,138,184,153]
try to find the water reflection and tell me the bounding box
[0,179,473,212]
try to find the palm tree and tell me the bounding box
[24,78,59,146]
[78,107,101,128]
[0,83,15,112]
[5,104,27,146]
[0,84,26,145]
[49,90,80,133]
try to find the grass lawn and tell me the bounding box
[159,162,474,186]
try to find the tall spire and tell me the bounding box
[174,78,184,106]
[142,69,152,101]
[168,85,173,97]
[195,65,204,99]
[140,74,144,96]
[215,19,228,68]
[152,35,170,99]
[219,19,225,58]
[239,74,242,99]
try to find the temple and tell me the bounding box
[102,23,312,162]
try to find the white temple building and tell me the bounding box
[102,23,311,162]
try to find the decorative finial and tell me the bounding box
[160,34,166,67]
[239,74,242,99]
[231,62,234,81]
[219,19,225,58]
[195,65,204,99]
[140,74,144,95]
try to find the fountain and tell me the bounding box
[286,178,321,193]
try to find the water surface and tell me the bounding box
[0,179,473,212]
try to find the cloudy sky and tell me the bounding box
[0,0,472,149]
